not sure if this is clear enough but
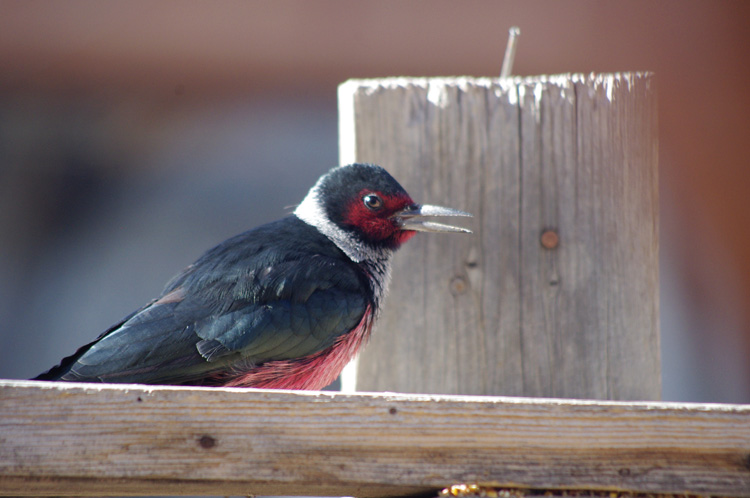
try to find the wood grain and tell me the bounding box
[338,74,659,400]
[1,380,748,496]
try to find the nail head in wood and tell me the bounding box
[540,229,559,249]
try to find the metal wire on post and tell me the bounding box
[500,26,521,78]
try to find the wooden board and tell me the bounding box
[1,380,748,496]
[338,74,660,400]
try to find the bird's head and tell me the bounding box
[295,163,471,260]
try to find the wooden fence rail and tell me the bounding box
[1,380,749,497]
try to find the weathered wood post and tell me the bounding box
[339,73,660,400]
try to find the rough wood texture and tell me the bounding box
[338,73,659,399]
[1,380,748,497]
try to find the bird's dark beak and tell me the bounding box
[392,204,473,233]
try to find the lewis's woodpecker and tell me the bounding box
[34,163,471,389]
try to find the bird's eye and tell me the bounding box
[363,194,383,210]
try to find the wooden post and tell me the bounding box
[338,73,660,400]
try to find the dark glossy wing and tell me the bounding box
[35,217,371,385]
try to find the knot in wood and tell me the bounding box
[449,276,468,295]
[198,435,217,449]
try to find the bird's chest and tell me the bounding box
[222,307,375,390]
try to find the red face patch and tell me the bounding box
[343,189,415,246]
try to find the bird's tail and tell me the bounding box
[32,317,130,381]
[32,338,99,381]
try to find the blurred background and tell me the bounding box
[1,0,748,402]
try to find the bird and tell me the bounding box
[34,163,471,390]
